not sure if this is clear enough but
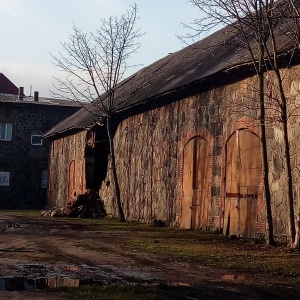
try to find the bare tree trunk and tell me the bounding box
[259,71,275,246]
[278,82,296,245]
[107,116,126,222]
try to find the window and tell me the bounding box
[0,172,10,186]
[31,130,43,146]
[0,123,12,141]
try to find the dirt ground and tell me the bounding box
[0,212,300,299]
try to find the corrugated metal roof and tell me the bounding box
[45,8,299,138]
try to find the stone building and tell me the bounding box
[0,90,80,209]
[45,18,300,242]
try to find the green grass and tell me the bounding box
[55,283,180,300]
[59,217,164,231]
[0,210,41,217]
[125,230,300,278]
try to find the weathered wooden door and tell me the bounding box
[224,130,259,238]
[181,137,210,229]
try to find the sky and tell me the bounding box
[0,0,201,98]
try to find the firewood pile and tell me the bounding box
[41,189,106,219]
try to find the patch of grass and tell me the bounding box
[63,217,163,232]
[55,283,179,300]
[125,230,300,278]
[50,281,300,300]
[0,210,41,217]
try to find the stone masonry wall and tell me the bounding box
[99,65,300,240]
[0,103,79,209]
[49,130,87,208]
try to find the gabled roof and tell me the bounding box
[0,73,19,95]
[45,5,299,138]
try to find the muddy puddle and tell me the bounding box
[0,263,99,291]
[2,262,162,291]
[0,276,96,291]
[221,274,248,281]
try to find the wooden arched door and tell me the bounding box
[224,130,260,238]
[181,137,210,229]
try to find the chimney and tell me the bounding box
[34,91,39,102]
[18,87,24,101]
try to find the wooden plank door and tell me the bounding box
[238,130,259,238]
[181,139,194,229]
[224,130,259,238]
[194,138,210,229]
[224,132,239,236]
[181,137,210,229]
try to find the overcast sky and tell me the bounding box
[0,0,201,97]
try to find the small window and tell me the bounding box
[31,130,43,146]
[0,172,10,186]
[0,123,12,141]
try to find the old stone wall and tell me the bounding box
[99,65,300,240]
[47,65,300,241]
[49,130,87,208]
[100,86,251,227]
[0,103,79,209]
[265,67,300,242]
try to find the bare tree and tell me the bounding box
[51,4,143,222]
[186,0,300,245]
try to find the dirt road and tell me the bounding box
[0,212,299,299]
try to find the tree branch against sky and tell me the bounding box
[51,4,144,222]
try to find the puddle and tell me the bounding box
[0,276,96,291]
[63,265,80,272]
[5,221,71,230]
[221,274,248,281]
[171,282,192,287]
[8,263,166,291]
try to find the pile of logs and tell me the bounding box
[41,189,106,219]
